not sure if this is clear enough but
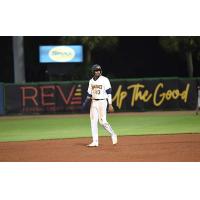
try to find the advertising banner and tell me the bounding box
[112,79,196,112]
[5,83,87,114]
[39,45,83,63]
[4,79,197,114]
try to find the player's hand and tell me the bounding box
[108,104,114,113]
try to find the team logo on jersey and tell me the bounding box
[91,85,102,90]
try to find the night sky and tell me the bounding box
[0,36,197,83]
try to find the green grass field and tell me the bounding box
[0,112,200,142]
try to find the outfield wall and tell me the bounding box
[3,78,200,114]
[0,83,4,115]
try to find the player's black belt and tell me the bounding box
[93,99,106,100]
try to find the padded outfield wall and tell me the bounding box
[3,78,200,114]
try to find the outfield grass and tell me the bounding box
[0,112,200,142]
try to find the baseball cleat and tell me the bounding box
[112,134,118,145]
[87,142,98,147]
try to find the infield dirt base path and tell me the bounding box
[0,133,200,162]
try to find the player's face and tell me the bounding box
[94,70,101,77]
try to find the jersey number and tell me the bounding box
[95,90,100,94]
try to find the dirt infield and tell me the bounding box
[0,133,200,162]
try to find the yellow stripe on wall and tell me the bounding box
[74,93,82,96]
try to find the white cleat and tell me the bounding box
[87,142,98,147]
[112,134,118,145]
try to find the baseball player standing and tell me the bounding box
[82,64,118,147]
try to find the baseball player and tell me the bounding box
[82,64,118,147]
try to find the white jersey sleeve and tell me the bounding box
[104,78,111,91]
[104,78,112,104]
